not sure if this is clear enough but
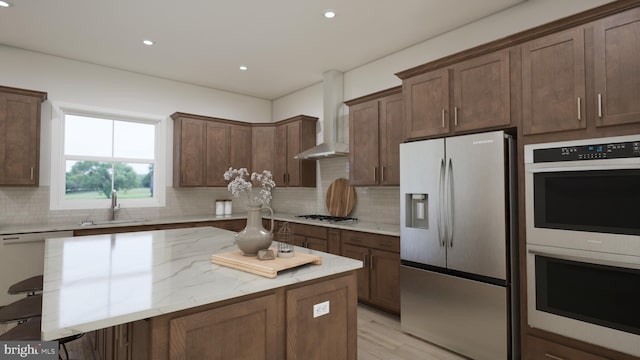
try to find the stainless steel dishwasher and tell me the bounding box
[0,230,73,306]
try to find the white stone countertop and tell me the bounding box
[41,226,362,341]
[1,213,400,237]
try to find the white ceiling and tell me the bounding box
[0,0,525,100]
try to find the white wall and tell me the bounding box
[0,45,272,187]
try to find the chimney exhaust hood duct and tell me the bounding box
[294,70,349,160]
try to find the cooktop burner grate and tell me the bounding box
[295,214,358,223]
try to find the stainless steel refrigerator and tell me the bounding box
[400,130,519,360]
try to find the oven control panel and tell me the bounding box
[534,140,640,162]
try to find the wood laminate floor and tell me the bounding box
[1,305,466,360]
[358,305,468,360]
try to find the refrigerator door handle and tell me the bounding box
[438,158,446,247]
[447,158,454,248]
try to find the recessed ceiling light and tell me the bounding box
[0,1,13,7]
[142,39,154,46]
[239,65,248,71]
[323,9,336,19]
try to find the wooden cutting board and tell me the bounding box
[326,178,356,217]
[211,249,322,278]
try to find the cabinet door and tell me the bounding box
[452,49,511,132]
[169,294,277,360]
[369,249,400,314]
[341,244,370,301]
[205,122,229,186]
[349,99,379,186]
[229,124,251,171]
[285,121,301,187]
[594,7,640,127]
[177,118,205,186]
[305,237,328,252]
[379,92,403,186]
[403,68,450,140]
[251,125,275,173]
[0,93,40,186]
[274,124,287,186]
[522,27,586,135]
[286,274,357,360]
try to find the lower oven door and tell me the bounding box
[527,244,640,357]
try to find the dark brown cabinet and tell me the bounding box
[522,27,586,135]
[250,124,275,174]
[594,7,640,128]
[0,86,47,186]
[452,49,511,132]
[346,87,402,186]
[402,49,512,141]
[286,222,329,253]
[273,115,317,187]
[286,274,357,360]
[340,230,400,314]
[172,112,251,187]
[403,68,450,139]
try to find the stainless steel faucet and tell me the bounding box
[111,189,119,221]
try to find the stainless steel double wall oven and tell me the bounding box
[525,135,640,357]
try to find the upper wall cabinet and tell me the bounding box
[274,115,317,187]
[452,49,511,132]
[346,87,402,186]
[0,86,47,186]
[251,124,276,175]
[402,49,512,141]
[522,27,586,135]
[594,7,640,128]
[403,68,450,140]
[172,112,251,187]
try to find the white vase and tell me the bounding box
[235,204,274,256]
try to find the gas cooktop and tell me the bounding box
[295,214,358,224]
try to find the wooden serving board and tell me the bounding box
[326,178,356,217]
[211,249,322,278]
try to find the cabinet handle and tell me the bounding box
[287,173,290,184]
[441,109,446,128]
[577,97,582,121]
[381,166,385,183]
[283,173,286,184]
[30,167,34,180]
[597,93,603,118]
[363,254,367,267]
[454,107,458,126]
[374,166,377,182]
[544,353,565,360]
[370,255,375,270]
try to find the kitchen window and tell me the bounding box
[51,106,165,210]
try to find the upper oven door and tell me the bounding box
[525,135,640,255]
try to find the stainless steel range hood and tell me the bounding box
[295,70,349,160]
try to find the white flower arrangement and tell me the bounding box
[223,168,276,206]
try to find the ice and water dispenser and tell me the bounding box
[405,194,428,229]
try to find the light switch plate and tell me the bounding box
[313,300,330,318]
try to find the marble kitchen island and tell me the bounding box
[41,226,362,359]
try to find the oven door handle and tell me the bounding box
[526,162,640,173]
[528,249,640,270]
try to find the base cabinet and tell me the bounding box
[525,335,608,360]
[341,230,400,314]
[92,272,358,360]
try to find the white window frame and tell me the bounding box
[50,103,166,211]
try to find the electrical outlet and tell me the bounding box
[313,300,330,318]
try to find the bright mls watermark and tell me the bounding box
[1,341,57,359]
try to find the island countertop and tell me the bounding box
[41,226,362,341]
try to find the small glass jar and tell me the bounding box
[277,222,294,258]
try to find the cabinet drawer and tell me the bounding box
[526,335,608,360]
[290,223,328,239]
[341,230,399,253]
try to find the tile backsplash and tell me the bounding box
[0,158,399,228]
